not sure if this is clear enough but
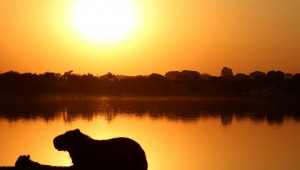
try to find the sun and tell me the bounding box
[69,0,139,44]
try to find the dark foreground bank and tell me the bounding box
[0,167,70,170]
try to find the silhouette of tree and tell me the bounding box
[180,70,201,80]
[266,71,284,94]
[266,70,284,83]
[165,71,181,81]
[293,73,300,82]
[148,73,166,81]
[0,68,299,97]
[291,74,300,95]
[221,67,233,77]
[39,72,61,93]
[284,73,293,80]
[250,71,266,79]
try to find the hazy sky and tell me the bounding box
[1,0,299,75]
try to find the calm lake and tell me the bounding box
[0,97,300,170]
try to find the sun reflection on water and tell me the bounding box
[0,98,300,170]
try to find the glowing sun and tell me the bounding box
[69,0,139,43]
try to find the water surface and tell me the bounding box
[0,97,300,170]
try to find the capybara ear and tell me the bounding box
[75,129,80,133]
[26,155,30,159]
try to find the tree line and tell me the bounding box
[0,67,300,97]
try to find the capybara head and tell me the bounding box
[53,129,86,151]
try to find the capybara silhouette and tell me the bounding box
[15,155,74,170]
[15,155,40,168]
[53,129,148,170]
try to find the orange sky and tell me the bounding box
[1,0,299,76]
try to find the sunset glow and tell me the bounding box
[69,0,139,43]
[1,1,300,168]
[0,0,300,75]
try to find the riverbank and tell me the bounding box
[0,167,71,170]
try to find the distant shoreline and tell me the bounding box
[0,70,299,97]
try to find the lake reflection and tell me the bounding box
[1,97,300,125]
[0,97,300,170]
